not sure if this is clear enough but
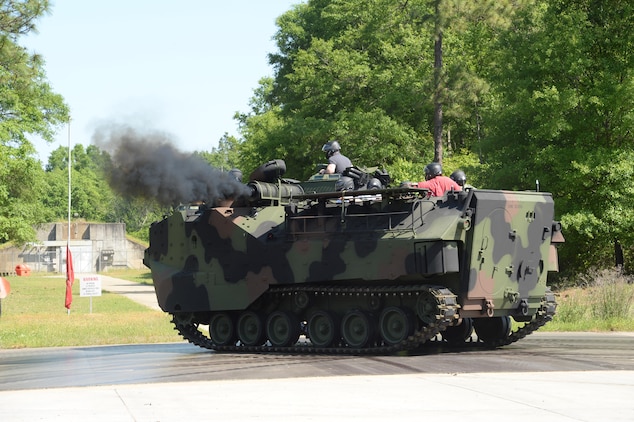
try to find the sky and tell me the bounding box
[24,0,301,163]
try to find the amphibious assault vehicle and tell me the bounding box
[144,160,564,353]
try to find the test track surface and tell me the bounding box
[1,331,633,391]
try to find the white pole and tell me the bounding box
[67,120,72,315]
[67,120,71,236]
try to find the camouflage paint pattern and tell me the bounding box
[460,190,559,318]
[144,184,562,322]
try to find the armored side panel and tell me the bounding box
[145,188,559,315]
[145,204,288,312]
[145,190,471,313]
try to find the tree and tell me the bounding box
[234,0,634,277]
[233,76,294,178]
[239,0,525,180]
[0,142,52,242]
[196,133,243,172]
[480,0,634,276]
[44,144,169,241]
[44,145,114,222]
[427,0,527,164]
[241,1,431,178]
[241,0,439,180]
[0,0,69,244]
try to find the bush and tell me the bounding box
[546,267,634,331]
[583,268,634,320]
[555,289,588,324]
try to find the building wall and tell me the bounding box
[0,223,147,274]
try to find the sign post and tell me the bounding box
[80,275,102,313]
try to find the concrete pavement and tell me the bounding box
[1,370,633,421]
[97,274,161,311]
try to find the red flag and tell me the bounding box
[65,246,75,310]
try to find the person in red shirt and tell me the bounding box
[417,162,461,196]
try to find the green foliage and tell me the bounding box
[385,151,481,187]
[587,269,634,321]
[196,133,243,172]
[384,157,425,186]
[0,142,51,242]
[441,150,482,187]
[0,38,68,144]
[242,0,534,177]
[551,289,587,325]
[232,0,634,278]
[44,144,116,222]
[476,0,634,277]
[0,0,69,244]
[235,107,290,178]
[556,149,634,272]
[107,196,168,242]
[244,0,443,177]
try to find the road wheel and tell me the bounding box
[209,312,236,346]
[266,311,301,347]
[237,311,266,346]
[442,318,474,345]
[379,306,414,346]
[473,316,511,343]
[307,310,340,348]
[341,310,375,348]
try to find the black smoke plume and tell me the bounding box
[93,125,251,207]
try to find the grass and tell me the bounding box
[1,269,633,349]
[544,271,634,331]
[0,272,181,349]
[103,268,155,285]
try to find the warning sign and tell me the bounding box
[80,275,102,297]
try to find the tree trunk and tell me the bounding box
[615,239,624,270]
[433,3,443,164]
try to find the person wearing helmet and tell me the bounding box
[228,168,243,183]
[449,169,467,189]
[417,162,461,196]
[319,140,352,174]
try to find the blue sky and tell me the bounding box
[24,1,301,163]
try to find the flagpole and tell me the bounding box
[67,120,72,315]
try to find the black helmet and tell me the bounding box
[228,168,243,183]
[424,162,442,180]
[450,169,466,186]
[322,140,341,158]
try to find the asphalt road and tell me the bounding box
[1,331,633,392]
[1,333,633,421]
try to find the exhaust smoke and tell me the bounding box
[93,125,250,207]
